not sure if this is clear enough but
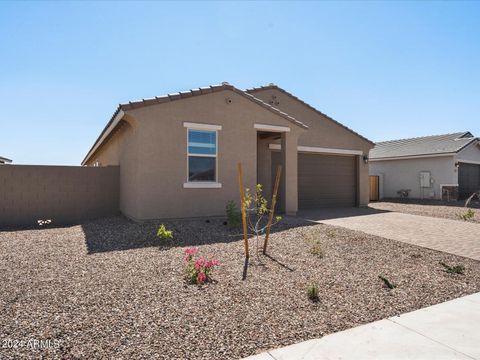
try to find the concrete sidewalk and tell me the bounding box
[244,292,480,360]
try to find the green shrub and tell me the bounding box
[226,200,241,228]
[307,283,319,302]
[440,262,465,274]
[458,208,475,221]
[157,224,173,240]
[379,275,397,289]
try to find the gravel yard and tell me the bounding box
[1,216,480,360]
[370,199,480,223]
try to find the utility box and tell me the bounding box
[420,171,431,188]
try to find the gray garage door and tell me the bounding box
[272,152,357,209]
[459,163,480,199]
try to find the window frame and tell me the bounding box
[183,123,222,188]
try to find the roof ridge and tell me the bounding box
[82,82,308,164]
[376,132,468,144]
[246,84,374,145]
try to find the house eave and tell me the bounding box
[369,153,457,162]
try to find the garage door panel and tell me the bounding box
[459,163,480,199]
[271,152,357,209]
[298,153,356,208]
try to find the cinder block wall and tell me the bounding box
[0,165,119,228]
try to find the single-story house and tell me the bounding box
[82,83,373,221]
[369,132,480,200]
[0,156,12,164]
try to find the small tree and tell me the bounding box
[243,184,282,256]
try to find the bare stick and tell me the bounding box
[237,162,249,258]
[263,165,282,254]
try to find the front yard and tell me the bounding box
[1,216,480,359]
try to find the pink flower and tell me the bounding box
[197,272,207,284]
[184,247,198,256]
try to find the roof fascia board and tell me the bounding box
[370,153,456,162]
[82,109,125,165]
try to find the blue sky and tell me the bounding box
[1,1,479,165]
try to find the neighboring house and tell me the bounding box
[0,156,12,164]
[369,132,480,200]
[82,83,373,221]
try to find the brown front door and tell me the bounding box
[369,175,380,201]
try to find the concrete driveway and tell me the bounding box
[299,208,480,261]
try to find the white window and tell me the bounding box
[187,129,217,183]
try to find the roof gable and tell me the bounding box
[82,83,307,165]
[370,132,477,160]
[246,84,374,145]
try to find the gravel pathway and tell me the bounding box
[370,199,480,223]
[1,216,480,360]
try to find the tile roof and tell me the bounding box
[82,83,308,165]
[245,84,374,145]
[370,132,477,159]
[119,83,308,129]
[0,156,12,163]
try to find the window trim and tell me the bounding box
[185,126,221,187]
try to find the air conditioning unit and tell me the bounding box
[420,171,431,188]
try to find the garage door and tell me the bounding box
[272,152,357,209]
[459,163,480,199]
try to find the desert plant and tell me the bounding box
[307,283,319,302]
[326,229,336,238]
[310,241,323,257]
[226,200,241,228]
[440,262,465,274]
[157,224,173,240]
[379,275,397,289]
[183,247,220,284]
[458,208,475,221]
[304,232,324,257]
[243,184,282,256]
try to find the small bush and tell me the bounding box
[157,224,173,240]
[440,262,465,274]
[458,208,475,221]
[310,241,323,257]
[184,247,220,285]
[379,275,397,289]
[307,283,319,302]
[304,232,324,257]
[326,229,336,238]
[226,200,241,228]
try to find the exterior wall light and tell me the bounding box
[363,155,369,164]
[455,161,459,168]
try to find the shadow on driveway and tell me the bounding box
[298,207,391,222]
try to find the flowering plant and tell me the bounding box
[183,247,220,284]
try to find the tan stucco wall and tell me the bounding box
[0,165,119,228]
[250,88,373,206]
[85,123,140,219]
[123,89,304,220]
[87,87,373,219]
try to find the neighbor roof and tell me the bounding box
[370,132,478,160]
[82,83,308,165]
[0,156,12,164]
[246,84,374,145]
